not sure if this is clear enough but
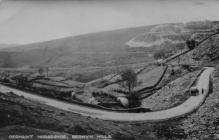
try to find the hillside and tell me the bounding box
[0,26,154,68]
[0,44,16,50]
[126,21,218,48]
[1,21,219,70]
[1,21,219,84]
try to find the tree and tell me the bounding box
[119,69,138,93]
[118,69,141,108]
[153,49,166,60]
[153,47,174,60]
[38,67,44,76]
[37,66,49,77]
[186,39,196,50]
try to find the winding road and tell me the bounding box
[0,67,214,122]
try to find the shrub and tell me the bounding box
[153,47,174,60]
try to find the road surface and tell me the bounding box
[0,67,214,122]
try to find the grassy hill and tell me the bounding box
[1,21,219,83]
[0,25,155,68]
[126,21,218,48]
[1,21,218,70]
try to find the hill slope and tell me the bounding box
[0,21,219,69]
[126,21,218,48]
[0,26,154,68]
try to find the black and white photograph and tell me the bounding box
[0,0,218,139]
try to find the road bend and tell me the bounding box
[0,67,214,122]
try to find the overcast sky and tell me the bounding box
[0,0,219,44]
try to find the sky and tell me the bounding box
[0,0,219,44]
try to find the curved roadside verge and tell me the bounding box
[0,67,214,122]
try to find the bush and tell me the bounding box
[154,49,166,60]
[153,47,174,60]
[127,92,141,108]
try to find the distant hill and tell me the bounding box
[125,21,218,48]
[0,44,16,50]
[0,25,155,68]
[0,21,219,68]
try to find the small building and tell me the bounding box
[88,97,99,105]
[117,96,129,107]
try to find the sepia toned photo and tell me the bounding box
[0,0,218,139]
